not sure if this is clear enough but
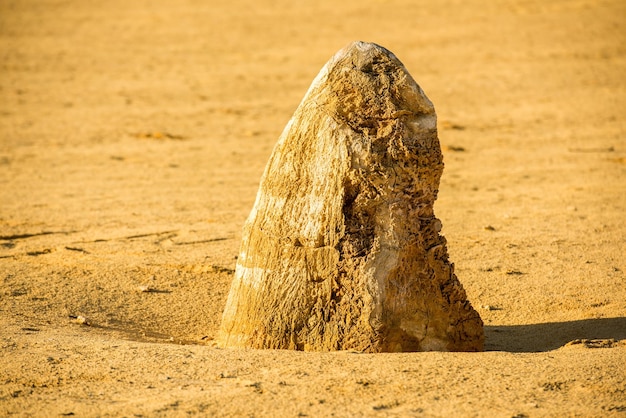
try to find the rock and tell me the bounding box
[217,41,484,352]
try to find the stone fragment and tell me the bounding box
[218,41,484,352]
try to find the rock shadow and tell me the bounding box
[485,317,626,352]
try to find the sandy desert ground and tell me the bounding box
[1,0,625,416]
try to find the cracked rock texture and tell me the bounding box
[218,41,484,352]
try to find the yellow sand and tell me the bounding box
[1,0,625,416]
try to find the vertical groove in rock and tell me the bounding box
[218,41,484,352]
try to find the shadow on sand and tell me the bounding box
[485,317,626,352]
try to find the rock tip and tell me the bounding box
[340,40,394,55]
[331,41,402,71]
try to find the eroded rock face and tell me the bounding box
[218,41,484,352]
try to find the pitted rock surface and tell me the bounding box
[218,41,484,352]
